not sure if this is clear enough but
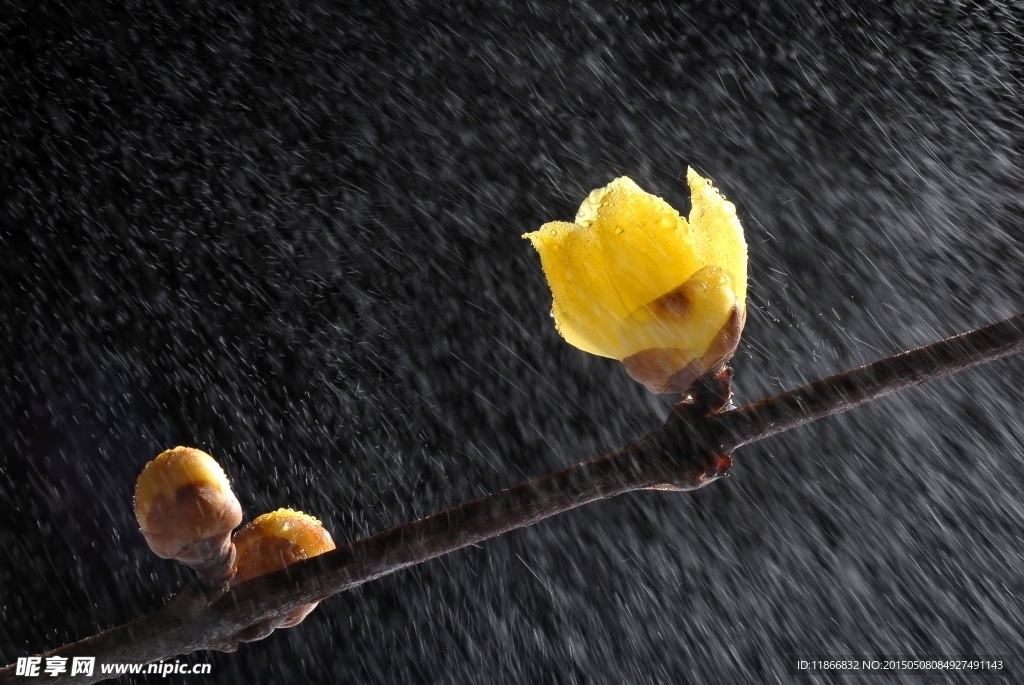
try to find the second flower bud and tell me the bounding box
[232,509,336,628]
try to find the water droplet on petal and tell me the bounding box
[614,227,624,235]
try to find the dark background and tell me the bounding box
[3,1,1024,683]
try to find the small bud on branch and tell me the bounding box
[231,509,335,636]
[134,447,243,586]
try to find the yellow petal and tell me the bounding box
[523,220,629,358]
[589,177,700,314]
[618,266,736,358]
[687,167,747,307]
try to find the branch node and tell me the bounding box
[689,364,734,416]
[644,366,735,492]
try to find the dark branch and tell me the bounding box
[4,311,1023,684]
[712,312,1024,449]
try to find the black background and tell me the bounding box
[3,1,1024,683]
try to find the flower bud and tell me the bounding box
[135,446,243,583]
[231,509,336,628]
[523,168,747,393]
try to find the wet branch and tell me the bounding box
[3,312,1023,684]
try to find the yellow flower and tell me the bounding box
[134,446,243,561]
[231,508,336,627]
[523,169,747,394]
